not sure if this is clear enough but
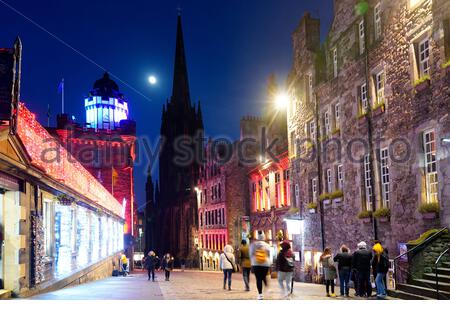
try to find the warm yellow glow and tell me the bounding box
[275,92,289,110]
[409,0,425,10]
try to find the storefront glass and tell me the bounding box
[77,208,89,268]
[100,215,107,258]
[91,214,100,262]
[0,193,4,289]
[55,205,74,277]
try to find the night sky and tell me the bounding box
[0,0,333,208]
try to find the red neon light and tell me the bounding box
[17,103,123,217]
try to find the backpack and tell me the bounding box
[285,256,295,268]
[255,247,267,264]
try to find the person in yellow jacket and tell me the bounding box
[239,239,251,291]
[120,253,128,276]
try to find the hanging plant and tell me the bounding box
[55,194,74,206]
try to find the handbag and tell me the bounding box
[224,252,238,273]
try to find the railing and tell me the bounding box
[435,246,450,300]
[393,227,449,290]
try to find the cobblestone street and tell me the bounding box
[29,269,358,300]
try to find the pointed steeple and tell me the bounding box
[171,14,191,108]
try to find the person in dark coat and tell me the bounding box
[352,241,373,298]
[144,251,159,281]
[276,240,295,298]
[161,253,174,281]
[334,244,352,297]
[372,243,389,299]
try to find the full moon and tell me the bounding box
[148,75,157,85]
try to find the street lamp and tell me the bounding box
[274,92,289,110]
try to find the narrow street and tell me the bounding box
[29,269,350,300]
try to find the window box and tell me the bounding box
[330,190,343,203]
[419,202,439,220]
[372,101,385,116]
[374,207,390,222]
[414,76,431,93]
[358,112,367,125]
[357,210,372,224]
[319,193,331,205]
[332,128,341,136]
[307,202,317,214]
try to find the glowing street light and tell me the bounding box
[148,75,157,85]
[274,92,289,110]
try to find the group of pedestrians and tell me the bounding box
[321,241,390,299]
[220,230,292,300]
[142,251,174,282]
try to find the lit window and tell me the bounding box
[333,48,338,78]
[380,148,390,208]
[360,83,368,113]
[364,155,373,211]
[375,71,385,104]
[359,20,365,54]
[252,182,257,211]
[374,3,382,40]
[334,104,340,130]
[337,164,344,190]
[283,169,290,206]
[423,130,438,203]
[275,172,281,207]
[419,38,430,78]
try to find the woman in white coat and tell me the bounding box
[220,244,236,291]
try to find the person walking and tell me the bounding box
[372,243,389,299]
[334,245,352,297]
[220,244,236,291]
[320,248,337,297]
[250,231,271,300]
[276,240,295,298]
[161,253,174,281]
[239,239,252,291]
[144,251,159,281]
[352,241,373,298]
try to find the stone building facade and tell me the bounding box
[195,139,249,271]
[286,0,450,282]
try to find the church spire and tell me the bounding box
[171,14,191,108]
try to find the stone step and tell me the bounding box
[0,289,11,300]
[410,278,450,292]
[443,262,450,268]
[387,289,433,300]
[423,273,450,284]
[397,283,450,300]
[434,267,450,276]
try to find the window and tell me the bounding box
[375,71,385,104]
[334,104,340,130]
[290,131,296,156]
[295,183,299,207]
[312,178,318,203]
[283,169,290,206]
[326,169,332,193]
[374,3,382,40]
[200,211,203,226]
[258,180,263,210]
[423,130,438,203]
[204,189,207,203]
[359,83,368,113]
[218,183,221,199]
[418,38,430,78]
[359,20,365,54]
[324,111,331,136]
[364,155,373,211]
[380,148,390,208]
[309,120,316,142]
[275,172,281,207]
[333,48,338,78]
[337,164,344,190]
[43,200,52,257]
